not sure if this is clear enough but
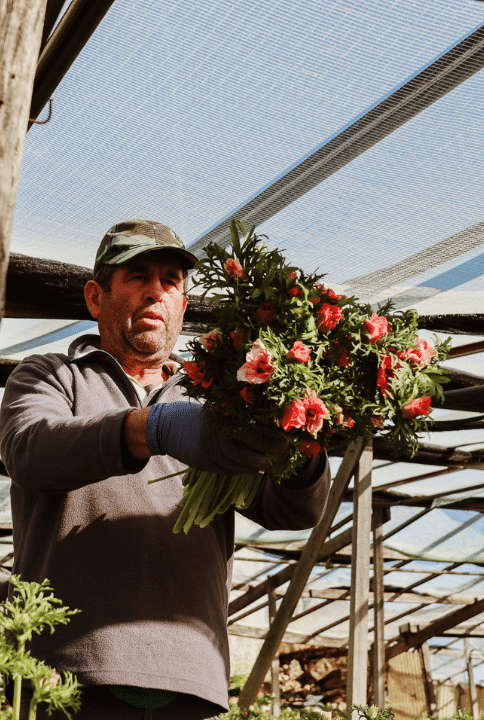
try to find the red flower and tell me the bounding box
[255,300,277,326]
[400,338,438,368]
[310,284,343,305]
[236,340,274,384]
[219,403,233,416]
[230,328,248,353]
[302,391,329,434]
[281,399,307,432]
[240,385,257,404]
[402,396,432,419]
[298,438,322,457]
[376,355,393,396]
[337,347,352,367]
[286,341,312,363]
[184,360,213,388]
[324,341,352,366]
[371,416,384,429]
[225,258,248,281]
[317,303,342,332]
[365,312,391,343]
[288,287,300,298]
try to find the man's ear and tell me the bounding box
[182,295,188,313]
[84,280,103,319]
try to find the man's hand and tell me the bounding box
[133,401,287,475]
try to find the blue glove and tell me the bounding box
[146,401,286,475]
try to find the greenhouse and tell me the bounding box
[3,1,484,719]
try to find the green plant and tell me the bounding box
[352,705,394,720]
[0,575,82,720]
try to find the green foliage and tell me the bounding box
[352,705,394,720]
[220,698,336,719]
[0,575,83,720]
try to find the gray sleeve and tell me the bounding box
[0,356,147,493]
[239,452,331,530]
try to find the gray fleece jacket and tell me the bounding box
[0,335,330,712]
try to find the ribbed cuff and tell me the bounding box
[146,403,167,456]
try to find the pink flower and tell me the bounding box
[400,338,438,367]
[302,391,329,434]
[402,396,432,419]
[200,328,223,354]
[281,399,307,432]
[365,312,391,343]
[225,257,248,281]
[40,669,61,689]
[184,359,213,388]
[317,303,342,331]
[286,341,312,363]
[255,300,277,326]
[237,339,274,384]
[230,328,248,353]
[298,437,322,457]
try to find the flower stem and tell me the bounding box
[28,695,38,720]
[12,674,22,720]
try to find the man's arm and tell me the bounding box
[0,357,147,493]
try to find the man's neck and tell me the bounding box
[121,360,169,387]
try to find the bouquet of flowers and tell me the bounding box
[160,220,449,534]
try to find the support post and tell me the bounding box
[238,437,367,709]
[465,639,479,720]
[420,642,437,715]
[0,0,48,322]
[268,580,281,716]
[372,505,386,708]
[347,438,373,719]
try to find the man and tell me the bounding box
[0,220,331,719]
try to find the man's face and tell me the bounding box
[91,253,188,364]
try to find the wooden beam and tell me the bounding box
[372,506,386,708]
[29,0,116,125]
[39,0,65,53]
[268,580,281,717]
[228,525,353,616]
[465,639,479,720]
[420,642,437,715]
[418,314,484,337]
[386,598,484,660]
[3,253,215,325]
[227,622,347,648]
[347,438,373,718]
[0,0,48,324]
[238,438,367,709]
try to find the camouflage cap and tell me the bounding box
[94,219,197,273]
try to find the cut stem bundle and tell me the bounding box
[173,469,263,534]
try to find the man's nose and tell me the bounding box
[144,275,165,303]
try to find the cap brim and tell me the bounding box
[100,243,198,270]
